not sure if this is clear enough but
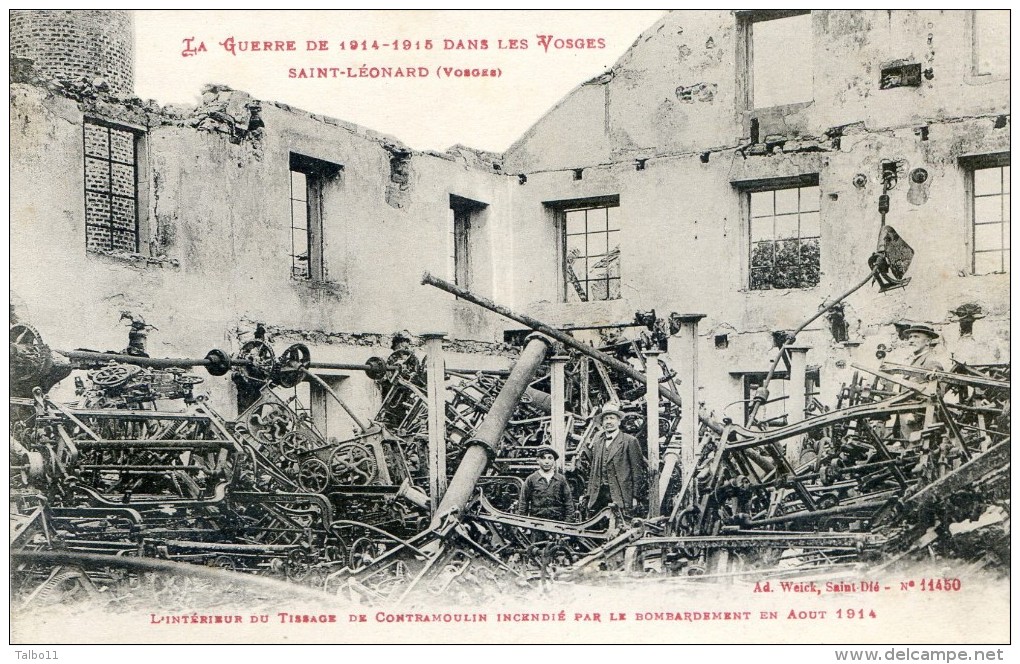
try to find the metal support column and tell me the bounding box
[785,345,810,465]
[644,348,663,517]
[671,314,706,486]
[549,353,569,472]
[423,332,448,511]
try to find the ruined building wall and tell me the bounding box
[9,81,513,423]
[501,10,1009,413]
[10,10,134,95]
[9,9,1009,425]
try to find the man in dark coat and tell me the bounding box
[903,324,945,372]
[519,446,575,522]
[580,403,648,518]
[898,324,946,442]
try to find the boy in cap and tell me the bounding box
[519,446,575,522]
[580,403,648,518]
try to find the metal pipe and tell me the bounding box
[421,272,722,434]
[523,386,553,414]
[431,335,551,526]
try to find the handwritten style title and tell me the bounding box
[182,36,608,57]
[180,35,606,80]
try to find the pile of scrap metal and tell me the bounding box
[9,295,1011,608]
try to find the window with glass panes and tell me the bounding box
[972,164,1010,274]
[748,184,820,290]
[562,204,621,302]
[289,153,340,282]
[84,119,138,253]
[289,169,313,279]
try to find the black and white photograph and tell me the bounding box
[8,9,1012,651]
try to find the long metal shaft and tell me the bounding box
[58,350,222,368]
[746,269,878,426]
[421,272,722,433]
[60,348,505,379]
[301,369,370,433]
[431,335,551,525]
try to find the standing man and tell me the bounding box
[903,324,945,372]
[519,446,575,522]
[581,403,648,519]
[894,324,946,443]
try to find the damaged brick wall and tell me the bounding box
[10,10,134,95]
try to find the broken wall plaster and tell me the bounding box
[260,324,519,358]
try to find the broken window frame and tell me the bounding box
[284,373,349,440]
[289,153,342,282]
[735,175,821,291]
[448,194,488,291]
[546,195,622,303]
[969,10,1010,80]
[737,10,814,112]
[961,153,1010,275]
[83,118,146,254]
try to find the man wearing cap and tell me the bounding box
[580,403,648,518]
[519,446,575,522]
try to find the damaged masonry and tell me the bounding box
[9,10,1010,617]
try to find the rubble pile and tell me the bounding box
[9,302,1010,607]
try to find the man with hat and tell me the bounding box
[580,403,648,518]
[902,324,945,372]
[519,446,576,522]
[895,324,946,443]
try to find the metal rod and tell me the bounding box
[746,269,878,427]
[431,335,551,527]
[510,321,645,332]
[308,361,373,371]
[301,369,370,433]
[58,350,377,374]
[447,367,511,376]
[421,272,722,434]
[57,349,222,368]
[748,497,892,526]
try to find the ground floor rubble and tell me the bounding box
[9,265,1010,613]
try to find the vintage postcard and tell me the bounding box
[8,9,1012,651]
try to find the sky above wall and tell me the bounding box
[134,10,666,153]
